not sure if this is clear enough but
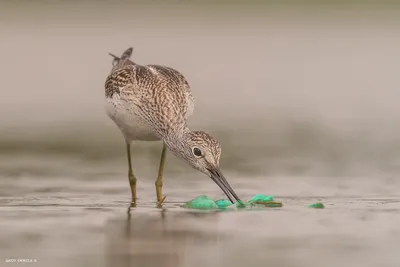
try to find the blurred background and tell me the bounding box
[1,1,400,267]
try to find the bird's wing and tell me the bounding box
[105,66,136,99]
[146,65,194,120]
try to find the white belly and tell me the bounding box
[105,98,160,142]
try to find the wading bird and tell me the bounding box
[104,47,241,205]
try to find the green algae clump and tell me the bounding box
[308,202,325,209]
[236,200,247,208]
[247,194,274,204]
[184,194,283,210]
[215,199,233,208]
[247,194,282,208]
[184,195,218,210]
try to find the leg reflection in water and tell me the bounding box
[105,205,224,267]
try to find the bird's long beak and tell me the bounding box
[207,167,241,204]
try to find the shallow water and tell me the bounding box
[1,193,400,267]
[2,1,400,266]
[1,165,400,267]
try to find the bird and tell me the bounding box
[104,47,241,206]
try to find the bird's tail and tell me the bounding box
[108,47,135,70]
[120,47,133,61]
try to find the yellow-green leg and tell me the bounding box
[155,142,167,206]
[126,142,137,204]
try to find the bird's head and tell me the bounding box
[173,130,241,204]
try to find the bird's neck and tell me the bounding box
[160,124,190,155]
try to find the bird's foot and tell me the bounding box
[156,196,167,208]
[129,199,137,208]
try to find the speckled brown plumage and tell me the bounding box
[105,54,194,140]
[105,67,135,98]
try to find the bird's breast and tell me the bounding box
[104,96,160,142]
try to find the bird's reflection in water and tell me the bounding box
[105,205,226,267]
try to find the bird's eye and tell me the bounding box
[192,147,202,157]
[112,59,119,67]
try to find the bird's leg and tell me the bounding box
[126,142,137,204]
[155,142,167,206]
